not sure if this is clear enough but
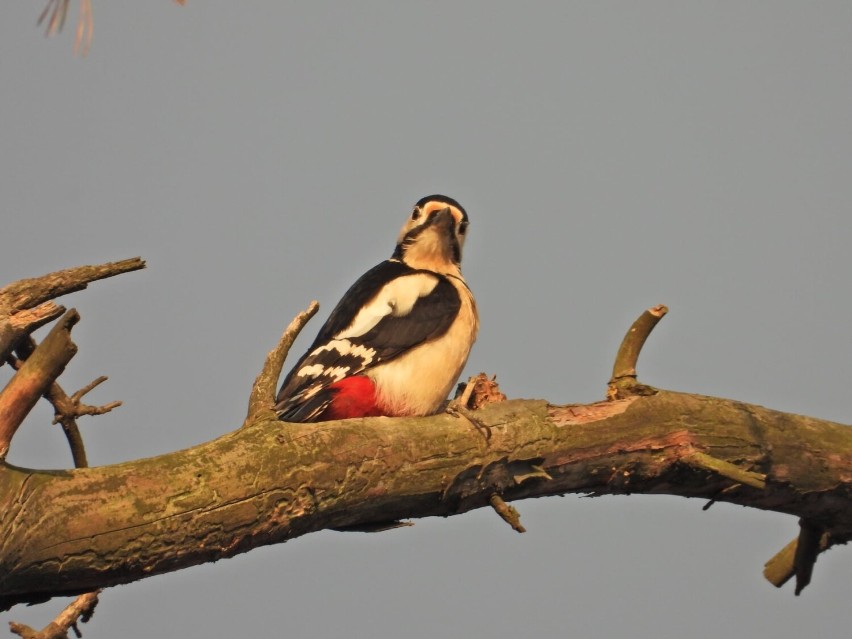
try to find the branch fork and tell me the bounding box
[0,258,144,633]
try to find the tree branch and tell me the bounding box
[5,327,113,635]
[243,301,319,427]
[0,272,847,613]
[609,304,668,398]
[9,589,100,639]
[489,494,526,533]
[763,528,833,592]
[1,389,849,609]
[0,310,79,459]
[0,257,144,368]
[0,257,145,313]
[0,302,66,364]
[7,344,120,469]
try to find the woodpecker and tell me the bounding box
[275,195,478,422]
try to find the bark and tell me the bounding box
[0,258,145,313]
[1,389,850,609]
[0,260,848,610]
[0,257,145,629]
[8,591,99,639]
[0,258,145,364]
[0,311,79,459]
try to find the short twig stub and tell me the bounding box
[608,304,668,399]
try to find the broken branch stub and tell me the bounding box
[608,304,668,399]
[244,300,319,427]
[0,309,79,459]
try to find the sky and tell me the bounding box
[2,1,851,637]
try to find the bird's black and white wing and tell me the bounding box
[275,259,461,421]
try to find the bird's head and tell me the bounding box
[393,195,469,274]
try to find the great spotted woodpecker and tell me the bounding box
[275,195,478,422]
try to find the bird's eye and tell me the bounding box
[458,221,468,235]
[411,207,421,220]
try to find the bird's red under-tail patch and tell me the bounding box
[319,376,385,420]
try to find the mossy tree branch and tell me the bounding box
[0,259,145,633]
[1,388,849,610]
[0,268,849,616]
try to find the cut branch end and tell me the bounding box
[489,494,526,533]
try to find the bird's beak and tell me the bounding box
[430,207,455,230]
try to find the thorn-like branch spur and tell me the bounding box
[608,304,668,399]
[244,301,320,427]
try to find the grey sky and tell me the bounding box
[2,2,851,637]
